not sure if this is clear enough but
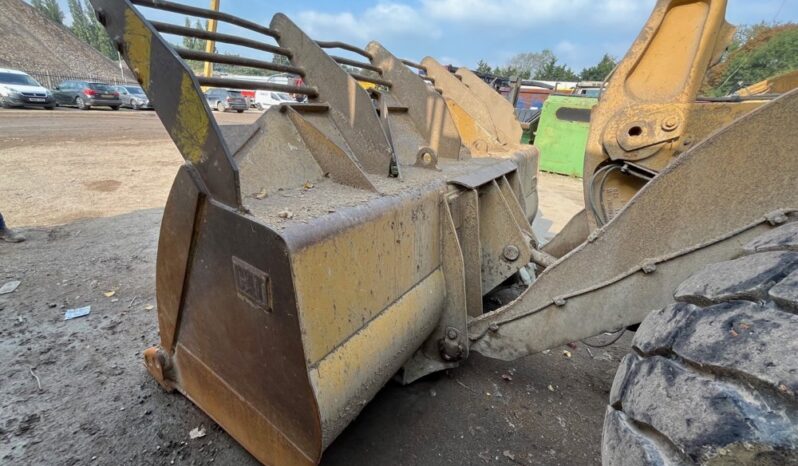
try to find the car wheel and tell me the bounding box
[45,105,55,110]
[76,97,90,110]
[111,106,120,111]
[237,109,244,113]
[216,101,225,112]
[132,101,140,110]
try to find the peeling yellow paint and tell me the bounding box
[174,74,209,164]
[309,269,444,447]
[292,192,441,365]
[123,9,151,91]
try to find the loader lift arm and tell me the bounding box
[469,0,798,359]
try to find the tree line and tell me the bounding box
[475,51,616,82]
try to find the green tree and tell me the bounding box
[67,0,116,60]
[503,50,555,79]
[706,23,798,96]
[31,0,64,24]
[67,0,90,42]
[579,54,616,81]
[475,59,492,74]
[534,56,579,81]
[492,65,527,79]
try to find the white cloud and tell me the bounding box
[554,40,577,55]
[296,2,440,44]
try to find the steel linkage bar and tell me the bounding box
[329,55,383,74]
[175,48,305,76]
[152,21,292,57]
[132,0,280,39]
[315,40,373,60]
[197,77,318,97]
[400,59,426,71]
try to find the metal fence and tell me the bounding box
[11,67,137,89]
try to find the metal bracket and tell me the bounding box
[284,107,378,192]
[367,42,464,160]
[271,14,394,175]
[401,199,469,383]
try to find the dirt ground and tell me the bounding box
[0,108,632,465]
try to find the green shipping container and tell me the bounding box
[533,95,597,178]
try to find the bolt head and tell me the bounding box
[662,116,679,131]
[446,328,459,340]
[642,262,657,274]
[503,244,521,262]
[489,323,500,332]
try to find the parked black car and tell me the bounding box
[53,80,122,110]
[204,88,247,113]
[115,85,152,110]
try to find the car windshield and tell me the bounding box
[125,86,145,95]
[226,90,243,97]
[0,72,41,87]
[88,83,115,92]
[275,92,293,101]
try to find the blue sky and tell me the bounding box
[56,0,798,71]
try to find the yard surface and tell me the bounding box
[0,107,630,465]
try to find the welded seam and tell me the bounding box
[168,192,207,354]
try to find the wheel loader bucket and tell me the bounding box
[90,1,538,464]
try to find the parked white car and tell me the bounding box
[0,68,55,109]
[254,90,294,110]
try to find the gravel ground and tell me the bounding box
[0,108,631,465]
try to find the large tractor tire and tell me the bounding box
[603,221,798,465]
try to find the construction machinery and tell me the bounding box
[90,0,798,464]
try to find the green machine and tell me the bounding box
[532,94,597,177]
